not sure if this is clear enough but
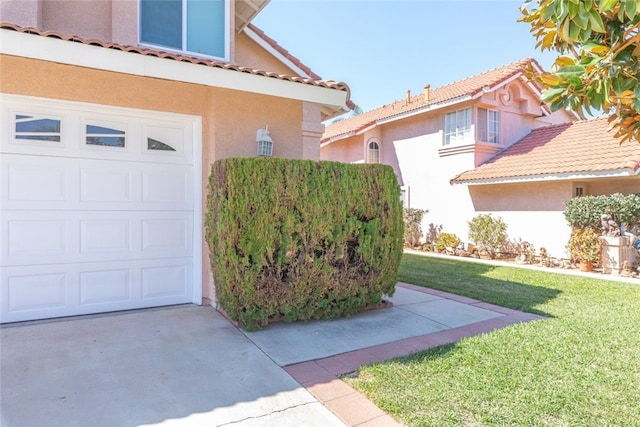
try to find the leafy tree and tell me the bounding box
[520,0,640,144]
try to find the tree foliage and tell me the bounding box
[520,0,640,144]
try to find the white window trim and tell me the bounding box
[367,139,380,163]
[477,107,500,144]
[138,0,231,62]
[443,108,472,146]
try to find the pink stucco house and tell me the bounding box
[0,0,353,323]
[321,58,640,258]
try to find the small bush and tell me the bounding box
[468,214,508,259]
[564,193,640,230]
[424,223,443,244]
[567,227,602,265]
[500,238,536,262]
[437,233,461,249]
[403,208,427,248]
[206,158,404,330]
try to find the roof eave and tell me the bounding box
[0,28,350,115]
[451,168,640,186]
[376,95,473,126]
[320,122,377,146]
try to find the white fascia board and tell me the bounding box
[376,95,472,126]
[471,74,522,99]
[452,169,638,186]
[0,29,348,109]
[243,26,311,79]
[320,131,355,147]
[320,122,377,147]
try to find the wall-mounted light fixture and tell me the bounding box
[256,125,273,157]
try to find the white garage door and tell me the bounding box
[1,95,202,323]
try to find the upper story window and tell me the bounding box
[477,108,500,144]
[140,0,229,60]
[367,140,380,163]
[443,108,472,145]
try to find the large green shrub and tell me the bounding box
[206,158,404,330]
[564,193,640,230]
[403,208,427,248]
[468,214,508,259]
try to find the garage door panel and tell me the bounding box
[8,218,69,259]
[142,264,189,299]
[1,95,199,323]
[1,258,193,322]
[141,167,190,204]
[3,154,192,211]
[80,167,133,203]
[6,271,68,313]
[80,269,132,305]
[8,162,68,202]
[3,211,192,266]
[80,219,132,253]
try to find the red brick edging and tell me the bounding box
[285,282,544,426]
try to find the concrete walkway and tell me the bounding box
[1,283,542,427]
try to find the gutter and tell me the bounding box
[451,168,640,186]
[0,27,350,112]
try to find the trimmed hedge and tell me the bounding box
[564,193,640,230]
[206,158,404,330]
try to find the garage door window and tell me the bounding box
[148,138,176,151]
[86,124,126,148]
[15,114,61,142]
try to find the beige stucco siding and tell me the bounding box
[321,135,365,164]
[469,182,572,211]
[234,31,300,77]
[585,177,640,196]
[467,182,572,255]
[1,53,310,302]
[42,0,113,41]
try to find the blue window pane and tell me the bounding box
[86,125,125,135]
[141,0,182,50]
[187,0,225,58]
[16,118,60,133]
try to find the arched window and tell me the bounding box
[367,141,380,163]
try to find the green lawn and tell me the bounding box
[344,253,640,426]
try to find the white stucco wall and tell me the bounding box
[393,132,477,246]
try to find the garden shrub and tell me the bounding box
[468,214,508,259]
[403,208,427,247]
[206,158,404,331]
[437,232,461,249]
[564,193,640,231]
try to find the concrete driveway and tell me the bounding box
[0,305,346,427]
[1,283,541,427]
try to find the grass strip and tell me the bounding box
[345,253,640,426]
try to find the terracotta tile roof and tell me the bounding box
[246,23,321,80]
[322,58,543,142]
[0,22,350,95]
[451,116,640,184]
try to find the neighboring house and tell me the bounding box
[450,116,640,255]
[0,0,352,323]
[322,58,637,258]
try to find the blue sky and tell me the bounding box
[252,0,558,114]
